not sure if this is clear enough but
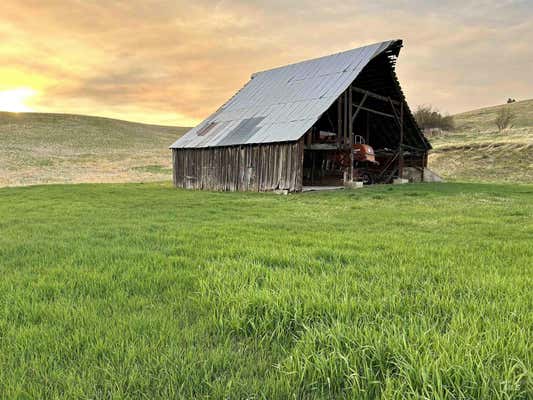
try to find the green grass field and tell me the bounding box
[0,182,531,399]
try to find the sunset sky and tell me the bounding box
[1,0,532,126]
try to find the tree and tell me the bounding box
[507,98,516,104]
[495,107,516,132]
[414,105,455,132]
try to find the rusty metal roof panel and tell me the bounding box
[171,40,398,149]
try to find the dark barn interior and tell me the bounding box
[302,41,430,187]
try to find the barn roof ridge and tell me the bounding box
[250,39,401,79]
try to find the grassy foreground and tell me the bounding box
[0,183,531,399]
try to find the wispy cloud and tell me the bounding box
[1,0,531,125]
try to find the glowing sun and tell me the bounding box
[0,88,37,112]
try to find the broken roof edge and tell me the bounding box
[250,39,402,80]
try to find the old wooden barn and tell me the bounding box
[170,39,431,192]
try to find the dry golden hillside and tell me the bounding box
[429,99,533,183]
[0,112,189,187]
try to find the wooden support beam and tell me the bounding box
[402,143,428,152]
[387,97,401,127]
[352,86,401,105]
[343,90,348,147]
[348,85,354,182]
[365,112,370,144]
[399,101,404,179]
[352,104,395,119]
[311,151,315,185]
[351,93,368,124]
[337,96,342,148]
[386,97,405,179]
[377,151,400,182]
[305,130,312,146]
[389,98,428,151]
[348,88,353,141]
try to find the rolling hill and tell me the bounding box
[429,99,533,183]
[1,100,532,187]
[0,112,189,187]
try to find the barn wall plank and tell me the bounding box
[172,142,303,192]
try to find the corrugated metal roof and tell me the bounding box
[170,40,398,149]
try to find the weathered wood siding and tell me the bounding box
[172,139,304,192]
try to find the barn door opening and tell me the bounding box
[302,91,351,188]
[302,83,417,187]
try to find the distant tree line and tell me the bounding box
[414,99,518,135]
[413,105,454,132]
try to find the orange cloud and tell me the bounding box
[1,0,531,125]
